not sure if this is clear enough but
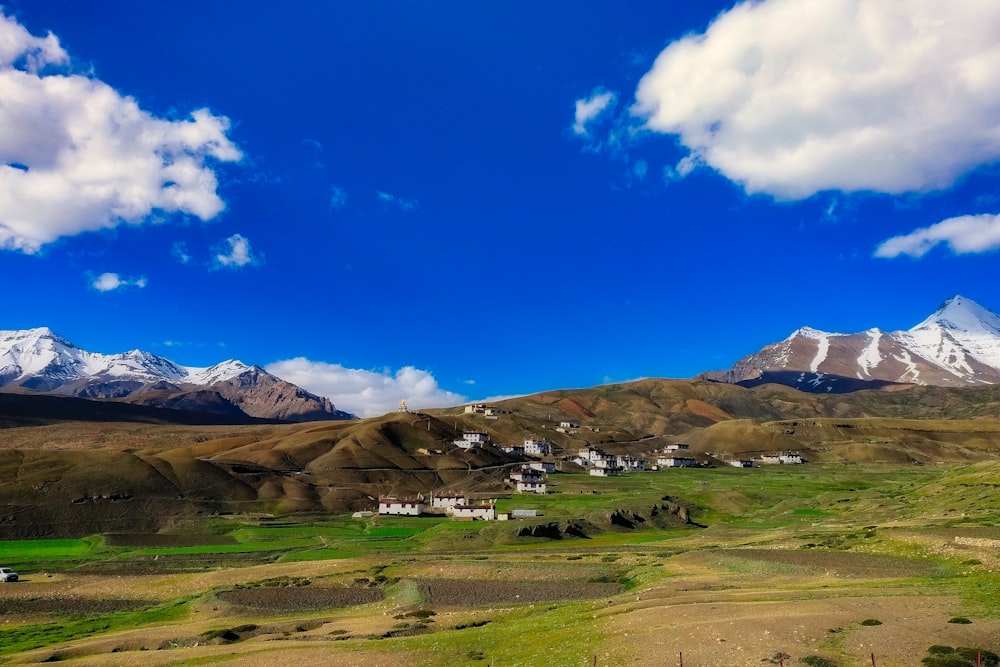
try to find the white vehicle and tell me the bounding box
[0,568,18,582]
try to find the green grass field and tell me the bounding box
[1,462,998,665]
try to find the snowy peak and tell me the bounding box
[910,295,1000,336]
[185,360,255,385]
[706,297,1000,391]
[786,326,841,341]
[0,328,350,421]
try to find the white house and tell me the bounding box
[579,447,614,467]
[559,421,580,429]
[510,468,544,483]
[450,503,496,521]
[616,455,645,472]
[524,438,552,456]
[779,452,803,464]
[528,461,556,473]
[729,460,755,468]
[658,456,696,468]
[757,454,782,465]
[378,497,425,516]
[501,444,526,456]
[589,466,623,477]
[431,494,466,509]
[511,465,547,493]
[516,479,547,493]
[455,432,490,449]
[665,444,690,452]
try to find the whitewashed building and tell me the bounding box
[450,504,497,521]
[665,444,690,452]
[431,494,466,509]
[658,456,696,468]
[524,438,552,456]
[616,455,645,472]
[511,466,547,494]
[589,466,623,477]
[729,460,755,468]
[501,444,526,456]
[455,432,490,449]
[516,479,547,493]
[378,497,425,516]
[528,461,556,473]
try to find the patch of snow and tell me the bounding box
[810,335,830,373]
[857,329,883,377]
[893,350,924,385]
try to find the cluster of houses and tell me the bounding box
[655,443,698,468]
[571,446,645,477]
[463,403,511,420]
[712,451,805,467]
[378,494,501,521]
[757,451,804,465]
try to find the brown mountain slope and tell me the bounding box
[495,378,1000,437]
[0,413,524,537]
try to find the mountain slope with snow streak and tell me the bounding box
[703,296,1000,391]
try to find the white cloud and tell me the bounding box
[0,11,68,71]
[172,241,191,264]
[632,159,648,181]
[375,190,418,211]
[0,11,241,253]
[874,213,1000,259]
[329,185,348,210]
[632,0,1000,199]
[213,233,258,269]
[265,358,467,418]
[90,272,147,292]
[572,89,617,137]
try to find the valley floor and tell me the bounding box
[1,464,998,667]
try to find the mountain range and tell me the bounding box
[0,327,352,422]
[702,295,1000,392]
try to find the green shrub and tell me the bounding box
[801,657,838,667]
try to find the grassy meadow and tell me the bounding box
[0,463,997,666]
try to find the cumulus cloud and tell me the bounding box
[0,11,241,253]
[572,89,617,137]
[213,233,258,269]
[90,272,147,292]
[631,0,1000,199]
[265,358,467,418]
[874,213,1000,259]
[375,190,418,211]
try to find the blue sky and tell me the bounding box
[3,1,1000,416]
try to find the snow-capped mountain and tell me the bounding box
[702,296,1000,392]
[0,328,352,421]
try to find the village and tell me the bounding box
[374,403,806,519]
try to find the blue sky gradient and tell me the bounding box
[3,1,1000,416]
